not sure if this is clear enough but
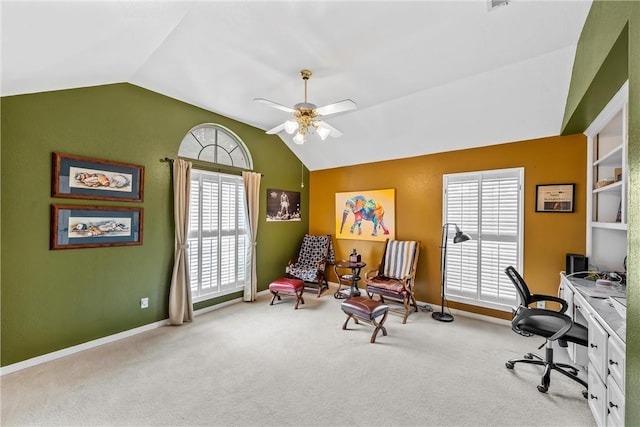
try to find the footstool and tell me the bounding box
[269,278,305,309]
[341,296,389,343]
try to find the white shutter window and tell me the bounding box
[188,170,248,301]
[443,168,523,311]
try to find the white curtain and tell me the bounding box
[242,171,261,302]
[168,159,194,325]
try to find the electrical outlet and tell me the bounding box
[536,301,545,309]
[140,297,149,309]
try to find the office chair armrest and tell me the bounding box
[513,307,573,342]
[529,294,568,313]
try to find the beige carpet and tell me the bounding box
[1,290,595,426]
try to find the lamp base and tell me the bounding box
[432,312,454,322]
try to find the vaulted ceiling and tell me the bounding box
[1,1,592,170]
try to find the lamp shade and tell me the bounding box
[316,126,330,140]
[293,132,306,145]
[284,120,298,134]
[453,227,471,244]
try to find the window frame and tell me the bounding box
[188,169,249,303]
[442,167,524,312]
[178,123,253,170]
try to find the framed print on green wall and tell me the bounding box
[52,152,145,202]
[51,204,143,250]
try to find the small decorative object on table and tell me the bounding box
[349,249,361,263]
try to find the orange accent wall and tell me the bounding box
[310,134,587,320]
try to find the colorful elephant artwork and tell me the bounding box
[340,195,390,237]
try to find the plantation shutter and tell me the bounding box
[443,168,523,311]
[188,170,248,301]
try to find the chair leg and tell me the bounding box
[370,310,388,343]
[506,342,587,394]
[294,289,305,309]
[410,293,419,312]
[401,296,410,324]
[316,278,328,297]
[342,313,354,330]
[269,291,280,305]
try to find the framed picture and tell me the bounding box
[52,152,144,202]
[335,189,395,241]
[51,204,143,249]
[266,189,301,222]
[535,184,575,213]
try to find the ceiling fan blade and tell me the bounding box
[266,123,286,135]
[316,121,343,138]
[314,99,357,117]
[253,98,295,114]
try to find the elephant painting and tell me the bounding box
[340,195,390,237]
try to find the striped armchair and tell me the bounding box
[365,239,420,323]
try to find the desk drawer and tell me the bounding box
[588,314,608,380]
[607,334,625,392]
[588,362,607,427]
[606,376,625,427]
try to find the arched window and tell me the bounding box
[178,124,252,301]
[178,123,252,170]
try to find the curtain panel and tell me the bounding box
[169,159,194,324]
[242,171,261,301]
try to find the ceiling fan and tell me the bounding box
[254,69,357,145]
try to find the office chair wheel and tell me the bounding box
[505,361,514,369]
[537,385,548,393]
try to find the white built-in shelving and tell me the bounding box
[584,81,628,273]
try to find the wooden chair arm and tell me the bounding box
[316,259,328,270]
[365,268,380,280]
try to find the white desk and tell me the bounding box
[560,274,626,427]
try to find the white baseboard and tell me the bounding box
[0,293,272,376]
[0,318,169,376]
[1,288,505,375]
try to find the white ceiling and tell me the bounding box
[1,0,592,171]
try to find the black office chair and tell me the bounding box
[504,266,588,396]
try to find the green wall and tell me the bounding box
[0,83,309,366]
[562,1,639,424]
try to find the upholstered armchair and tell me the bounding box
[286,234,335,297]
[365,239,420,323]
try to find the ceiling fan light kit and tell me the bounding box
[255,69,356,145]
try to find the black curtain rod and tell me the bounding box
[161,157,263,176]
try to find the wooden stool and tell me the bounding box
[269,278,305,309]
[341,296,389,343]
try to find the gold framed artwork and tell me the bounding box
[335,189,395,241]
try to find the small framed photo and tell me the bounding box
[535,184,575,213]
[51,204,143,250]
[52,152,144,202]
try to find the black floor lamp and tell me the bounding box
[432,223,471,322]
